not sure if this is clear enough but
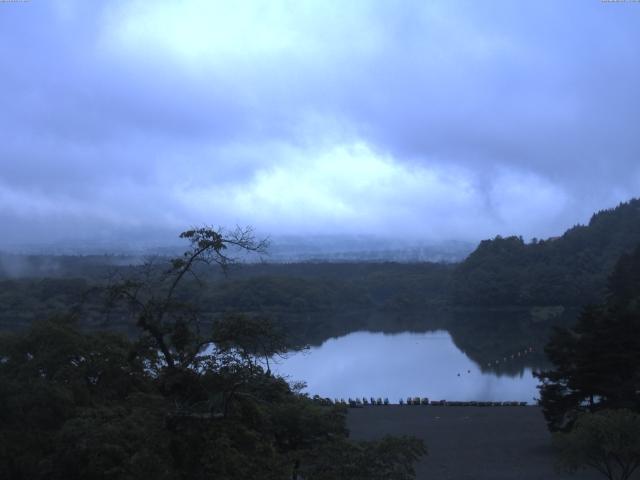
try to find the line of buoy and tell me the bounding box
[486,346,535,368]
[310,395,528,407]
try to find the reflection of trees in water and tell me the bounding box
[433,308,580,376]
[70,303,582,382]
[278,308,580,377]
[279,309,449,349]
[52,298,579,379]
[447,310,551,376]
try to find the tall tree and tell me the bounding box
[107,225,269,370]
[536,244,640,431]
[554,409,640,480]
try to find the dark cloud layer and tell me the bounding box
[1,1,639,249]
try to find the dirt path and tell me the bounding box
[347,406,604,480]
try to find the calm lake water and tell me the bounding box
[274,330,541,404]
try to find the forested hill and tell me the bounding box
[452,198,640,307]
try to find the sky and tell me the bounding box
[1,0,639,248]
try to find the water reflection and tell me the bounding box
[275,330,541,403]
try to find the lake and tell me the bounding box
[274,330,541,404]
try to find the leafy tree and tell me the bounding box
[106,226,269,370]
[554,409,640,480]
[0,316,161,480]
[536,244,640,431]
[0,226,427,479]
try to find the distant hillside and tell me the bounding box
[266,236,474,263]
[0,234,475,264]
[452,198,640,307]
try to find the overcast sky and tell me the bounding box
[1,0,639,248]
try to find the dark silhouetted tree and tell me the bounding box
[536,244,640,431]
[0,226,427,480]
[554,409,640,480]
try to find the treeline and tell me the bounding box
[452,198,640,307]
[2,198,640,320]
[0,278,91,329]
[0,253,137,279]
[0,263,454,332]
[199,262,452,313]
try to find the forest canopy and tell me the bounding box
[452,199,640,307]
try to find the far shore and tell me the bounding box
[347,406,604,480]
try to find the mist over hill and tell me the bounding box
[266,236,474,263]
[0,235,474,276]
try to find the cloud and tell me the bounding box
[173,140,570,239]
[0,0,639,248]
